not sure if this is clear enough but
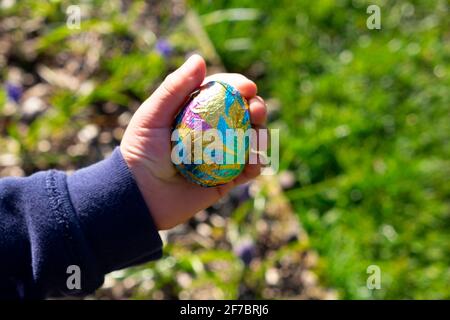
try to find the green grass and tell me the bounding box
[192,0,450,298]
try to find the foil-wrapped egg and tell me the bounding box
[172,81,251,187]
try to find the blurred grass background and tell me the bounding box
[0,0,449,299]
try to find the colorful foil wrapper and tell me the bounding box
[172,81,251,187]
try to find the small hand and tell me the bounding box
[121,54,267,230]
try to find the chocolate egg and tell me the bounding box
[172,81,251,187]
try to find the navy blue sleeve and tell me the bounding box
[0,147,163,299]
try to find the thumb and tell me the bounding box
[138,54,206,127]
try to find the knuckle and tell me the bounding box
[161,73,178,97]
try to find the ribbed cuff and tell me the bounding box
[67,147,163,275]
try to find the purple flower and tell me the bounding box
[230,183,251,204]
[234,239,256,266]
[155,39,173,58]
[6,83,22,103]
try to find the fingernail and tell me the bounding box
[180,54,199,71]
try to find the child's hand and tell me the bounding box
[120,54,267,230]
